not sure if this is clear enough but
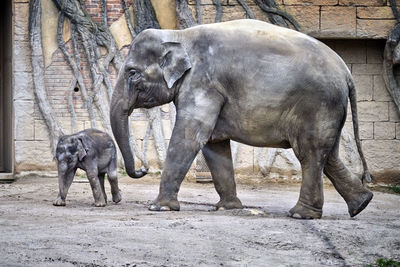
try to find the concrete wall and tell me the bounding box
[12,0,400,182]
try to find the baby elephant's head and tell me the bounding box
[56,135,88,172]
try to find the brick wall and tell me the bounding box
[85,0,126,26]
[12,0,400,181]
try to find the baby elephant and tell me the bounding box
[53,128,121,207]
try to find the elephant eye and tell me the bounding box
[66,155,74,163]
[129,69,137,76]
[128,69,142,83]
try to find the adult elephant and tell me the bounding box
[110,19,373,219]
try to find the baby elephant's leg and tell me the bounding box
[98,173,107,204]
[87,169,106,207]
[54,169,76,206]
[107,160,121,203]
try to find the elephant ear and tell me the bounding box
[77,137,88,161]
[160,42,192,89]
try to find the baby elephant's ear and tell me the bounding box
[160,42,192,89]
[77,137,88,161]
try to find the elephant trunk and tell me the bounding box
[110,103,146,179]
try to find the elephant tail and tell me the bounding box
[348,77,373,183]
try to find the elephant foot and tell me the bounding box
[288,201,322,219]
[53,197,66,206]
[112,191,122,203]
[347,190,373,217]
[215,197,243,211]
[94,200,107,207]
[148,198,180,211]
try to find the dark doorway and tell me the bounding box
[0,0,13,177]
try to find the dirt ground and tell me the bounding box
[0,175,399,266]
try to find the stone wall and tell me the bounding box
[187,0,397,39]
[335,39,400,181]
[12,0,400,182]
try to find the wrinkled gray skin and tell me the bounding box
[53,129,121,207]
[110,19,373,219]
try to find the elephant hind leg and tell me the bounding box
[288,104,352,219]
[323,140,373,217]
[202,140,243,210]
[288,151,327,219]
[289,120,340,219]
[98,173,107,204]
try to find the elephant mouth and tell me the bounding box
[133,96,156,109]
[143,98,156,107]
[128,105,135,116]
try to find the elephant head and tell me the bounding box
[56,135,88,176]
[110,30,192,178]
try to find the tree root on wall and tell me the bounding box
[57,12,97,129]
[29,0,64,155]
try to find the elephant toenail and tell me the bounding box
[291,213,302,219]
[160,206,171,211]
[149,204,160,211]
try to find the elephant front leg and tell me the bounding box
[149,133,204,211]
[149,87,224,211]
[54,168,76,206]
[107,162,122,204]
[202,140,243,210]
[150,119,223,210]
[98,173,107,204]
